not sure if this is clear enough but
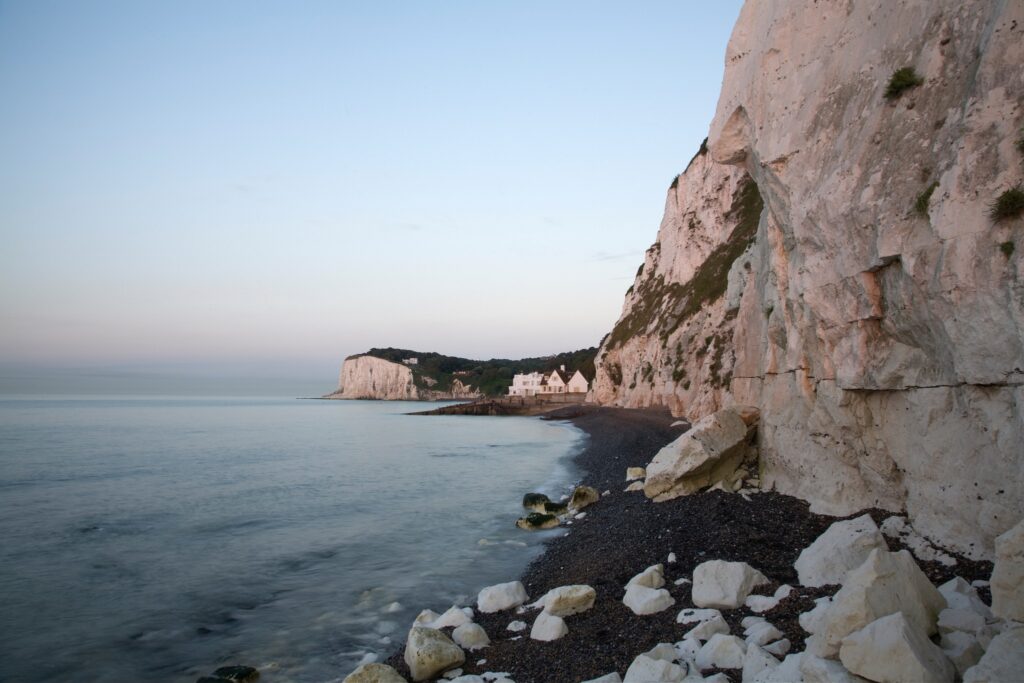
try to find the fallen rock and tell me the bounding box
[643,643,679,662]
[477,582,529,613]
[626,467,646,481]
[937,607,987,636]
[534,584,596,616]
[941,630,984,677]
[678,608,730,642]
[695,633,747,670]
[343,663,407,683]
[814,548,946,657]
[521,493,552,513]
[505,620,526,632]
[742,644,779,682]
[938,577,991,617]
[762,639,790,657]
[692,560,769,609]
[452,623,490,651]
[753,653,804,683]
[623,584,676,615]
[529,611,568,641]
[430,607,474,629]
[624,482,645,492]
[795,514,888,588]
[627,564,666,589]
[745,594,779,613]
[798,655,868,683]
[413,609,440,627]
[839,612,954,683]
[745,621,784,647]
[643,406,758,501]
[515,513,559,531]
[623,654,686,683]
[404,627,466,682]
[675,637,701,663]
[799,597,832,635]
[569,485,600,510]
[990,518,1024,621]
[963,627,1024,682]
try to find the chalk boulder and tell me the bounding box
[990,518,1024,621]
[643,407,758,501]
[798,655,869,683]
[569,485,600,511]
[795,515,888,587]
[404,627,466,682]
[678,608,729,641]
[623,584,676,615]
[815,549,946,657]
[692,560,769,609]
[452,623,489,651]
[530,611,568,641]
[535,584,596,617]
[626,467,646,481]
[477,582,529,613]
[839,612,954,683]
[695,633,747,670]
[623,654,686,683]
[963,628,1024,683]
[343,663,408,683]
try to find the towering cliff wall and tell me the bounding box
[332,355,420,400]
[594,0,1024,559]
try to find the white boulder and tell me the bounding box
[990,518,1024,621]
[941,630,984,677]
[452,623,489,651]
[695,633,747,670]
[627,564,666,589]
[742,644,779,682]
[624,482,645,492]
[799,597,832,635]
[839,612,954,683]
[626,467,646,481]
[414,609,440,627]
[674,638,701,662]
[795,515,887,588]
[430,606,474,629]
[692,560,769,609]
[643,406,759,501]
[763,639,790,657]
[643,643,679,662]
[798,655,869,683]
[529,611,568,641]
[937,607,987,636]
[623,584,676,615]
[677,608,729,641]
[963,627,1024,683]
[938,577,991,617]
[814,549,946,657]
[534,584,596,616]
[404,627,466,682]
[623,654,686,683]
[343,663,408,683]
[477,582,528,613]
[745,594,779,613]
[745,621,784,647]
[505,620,526,632]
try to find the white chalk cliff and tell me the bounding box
[330,355,479,401]
[593,0,1023,558]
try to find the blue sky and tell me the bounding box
[0,1,742,393]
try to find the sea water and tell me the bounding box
[0,397,583,682]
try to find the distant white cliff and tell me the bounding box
[327,355,480,401]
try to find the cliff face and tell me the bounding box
[594,0,1023,558]
[330,355,482,401]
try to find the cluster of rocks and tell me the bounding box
[515,485,600,531]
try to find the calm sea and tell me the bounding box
[0,397,583,682]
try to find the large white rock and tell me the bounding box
[938,577,991,617]
[839,612,955,683]
[742,644,779,682]
[477,582,529,614]
[941,630,984,677]
[678,608,730,641]
[798,655,869,683]
[799,597,832,635]
[815,549,946,657]
[745,621,784,647]
[404,627,466,682]
[643,643,680,662]
[627,564,666,589]
[413,609,440,627]
[343,663,408,683]
[430,606,474,629]
[452,623,489,651]
[990,518,1024,621]
[643,407,759,501]
[534,585,596,617]
[963,628,1024,683]
[623,654,686,683]
[696,633,747,670]
[692,560,769,609]
[529,611,568,641]
[795,515,888,587]
[674,638,701,663]
[623,584,676,615]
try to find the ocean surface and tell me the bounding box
[0,397,584,682]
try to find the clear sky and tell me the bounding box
[0,1,742,394]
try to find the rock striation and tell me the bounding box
[591,0,1024,559]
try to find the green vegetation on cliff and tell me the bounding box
[349,346,597,396]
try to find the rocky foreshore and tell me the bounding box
[332,406,1023,683]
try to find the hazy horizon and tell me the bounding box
[1,1,743,394]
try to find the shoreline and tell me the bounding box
[380,406,994,683]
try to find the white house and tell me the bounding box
[508,365,591,397]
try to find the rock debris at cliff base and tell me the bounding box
[380,407,995,683]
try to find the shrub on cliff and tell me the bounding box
[884,67,923,99]
[991,186,1024,221]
